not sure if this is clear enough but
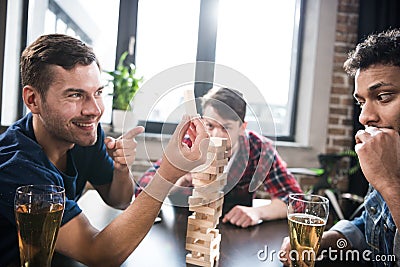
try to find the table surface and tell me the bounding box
[53,191,288,267]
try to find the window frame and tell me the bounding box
[1,0,307,143]
[129,0,305,141]
[48,0,92,44]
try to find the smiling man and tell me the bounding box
[0,34,209,266]
[281,29,400,267]
[136,87,302,228]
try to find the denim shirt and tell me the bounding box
[331,186,400,267]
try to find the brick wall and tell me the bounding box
[326,0,359,153]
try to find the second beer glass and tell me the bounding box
[287,193,329,267]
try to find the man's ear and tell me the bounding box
[239,121,247,135]
[23,85,42,114]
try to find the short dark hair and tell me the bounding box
[20,34,99,98]
[344,28,400,76]
[202,87,246,123]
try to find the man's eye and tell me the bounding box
[95,90,103,96]
[377,93,393,102]
[356,101,364,108]
[69,93,82,98]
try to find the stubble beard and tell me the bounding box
[40,103,98,147]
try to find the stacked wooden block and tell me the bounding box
[185,137,228,267]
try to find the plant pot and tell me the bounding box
[112,109,135,133]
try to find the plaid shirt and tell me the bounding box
[135,131,302,212]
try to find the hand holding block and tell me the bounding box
[184,89,198,117]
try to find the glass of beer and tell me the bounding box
[287,193,329,267]
[14,185,65,267]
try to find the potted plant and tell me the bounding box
[106,51,143,132]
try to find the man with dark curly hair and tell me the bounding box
[281,29,400,267]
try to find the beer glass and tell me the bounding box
[287,193,329,267]
[14,185,65,267]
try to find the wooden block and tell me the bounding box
[191,191,224,205]
[192,178,214,187]
[188,196,205,206]
[207,197,224,210]
[189,195,223,207]
[186,231,221,255]
[191,156,227,173]
[204,243,220,262]
[193,179,226,195]
[186,229,215,242]
[192,173,226,189]
[195,212,208,220]
[187,223,200,232]
[194,165,224,175]
[209,137,227,147]
[194,157,228,170]
[189,205,218,216]
[208,165,225,175]
[207,150,227,160]
[186,254,216,267]
[191,172,217,181]
[186,228,219,241]
[209,158,228,167]
[184,89,198,117]
[192,189,222,202]
[188,214,218,229]
[207,145,227,153]
[216,173,227,183]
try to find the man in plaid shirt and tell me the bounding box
[136,87,302,228]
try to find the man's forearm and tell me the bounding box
[381,186,400,230]
[59,172,174,266]
[107,167,134,209]
[320,230,348,251]
[258,198,287,221]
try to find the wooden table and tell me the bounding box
[53,191,289,267]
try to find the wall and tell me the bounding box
[325,0,359,153]
[277,0,359,167]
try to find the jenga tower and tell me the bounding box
[185,137,228,267]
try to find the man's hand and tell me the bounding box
[158,115,209,183]
[222,205,261,228]
[280,236,292,266]
[355,127,400,193]
[355,126,400,229]
[169,173,193,194]
[279,231,347,266]
[104,126,145,170]
[175,174,193,187]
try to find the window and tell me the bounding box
[135,0,200,84]
[134,0,200,124]
[134,0,303,140]
[0,0,120,125]
[42,0,120,124]
[46,0,92,44]
[216,0,301,138]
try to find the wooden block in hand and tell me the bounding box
[209,137,227,148]
[184,89,198,117]
[191,172,217,181]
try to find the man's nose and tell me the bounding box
[210,128,226,137]
[358,102,379,126]
[82,97,102,116]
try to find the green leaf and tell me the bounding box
[105,51,143,110]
